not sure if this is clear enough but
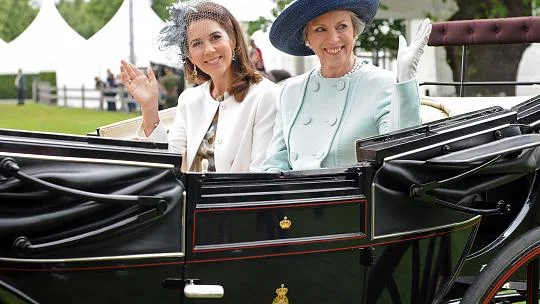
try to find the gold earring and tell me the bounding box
[193,65,197,76]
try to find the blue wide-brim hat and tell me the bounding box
[269,0,379,56]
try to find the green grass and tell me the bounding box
[0,101,139,135]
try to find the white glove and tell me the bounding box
[396,18,432,83]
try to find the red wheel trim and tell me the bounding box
[483,246,540,303]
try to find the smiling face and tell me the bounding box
[305,10,357,74]
[187,19,234,80]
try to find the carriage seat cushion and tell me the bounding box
[428,16,540,46]
[420,96,532,123]
[97,107,177,140]
[97,96,531,138]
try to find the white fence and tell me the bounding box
[34,81,138,112]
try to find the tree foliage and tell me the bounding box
[57,0,123,39]
[445,0,533,96]
[360,19,405,57]
[246,0,291,36]
[0,0,126,41]
[0,0,37,42]
[246,0,404,55]
[152,0,177,20]
[0,0,188,42]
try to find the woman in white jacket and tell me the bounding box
[120,1,279,173]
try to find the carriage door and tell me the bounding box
[182,168,371,303]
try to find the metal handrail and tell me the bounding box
[420,81,540,87]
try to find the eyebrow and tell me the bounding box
[189,38,202,45]
[311,19,349,27]
[189,30,222,44]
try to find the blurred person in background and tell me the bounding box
[249,39,275,82]
[158,66,181,109]
[269,69,292,83]
[14,69,27,105]
[104,68,118,111]
[94,76,106,91]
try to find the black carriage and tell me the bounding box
[3,17,540,304]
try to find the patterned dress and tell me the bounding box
[191,95,225,172]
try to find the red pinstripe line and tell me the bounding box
[365,202,368,236]
[194,199,366,213]
[483,246,540,303]
[193,234,366,253]
[192,199,366,251]
[3,214,480,272]
[188,220,480,264]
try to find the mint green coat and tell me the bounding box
[261,63,421,172]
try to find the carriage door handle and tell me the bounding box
[184,280,224,299]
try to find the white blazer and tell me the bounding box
[139,78,279,173]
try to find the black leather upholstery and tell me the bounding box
[0,157,183,258]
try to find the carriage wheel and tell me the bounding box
[460,226,540,304]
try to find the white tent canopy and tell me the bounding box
[0,0,88,85]
[251,29,320,77]
[517,44,540,96]
[214,0,275,21]
[0,38,6,55]
[377,0,458,20]
[0,0,462,92]
[86,0,179,82]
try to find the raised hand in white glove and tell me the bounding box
[396,18,432,83]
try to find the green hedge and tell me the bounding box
[0,72,57,99]
[39,72,57,87]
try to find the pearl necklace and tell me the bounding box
[319,57,362,78]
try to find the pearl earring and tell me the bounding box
[193,66,198,76]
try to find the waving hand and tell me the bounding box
[120,60,160,110]
[396,18,432,83]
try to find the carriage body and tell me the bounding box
[0,129,480,304]
[2,97,540,303]
[4,16,540,304]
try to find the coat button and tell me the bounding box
[327,117,337,126]
[303,117,312,125]
[336,80,346,91]
[311,81,320,92]
[219,103,226,110]
[216,139,222,145]
[290,152,298,160]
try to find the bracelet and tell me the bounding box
[143,120,159,133]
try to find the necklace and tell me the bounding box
[319,57,362,78]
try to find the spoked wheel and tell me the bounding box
[461,226,540,304]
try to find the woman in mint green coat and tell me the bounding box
[261,0,431,172]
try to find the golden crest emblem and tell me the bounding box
[279,216,292,230]
[272,284,289,304]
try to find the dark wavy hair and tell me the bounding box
[182,2,262,102]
